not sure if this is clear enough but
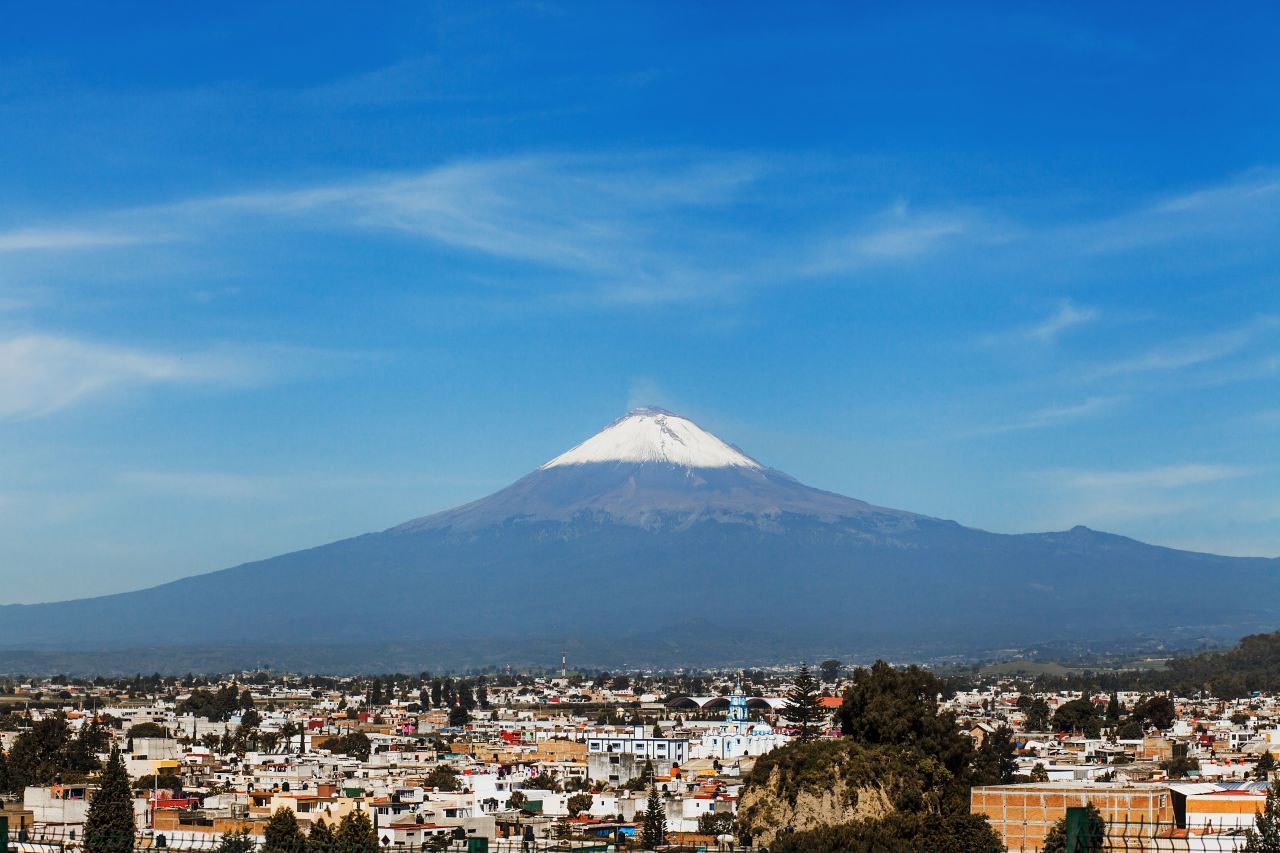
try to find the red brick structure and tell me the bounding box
[971,783,1173,851]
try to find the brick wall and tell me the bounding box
[971,784,1173,852]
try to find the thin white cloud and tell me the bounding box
[1075,172,1280,255]
[1028,462,1263,538]
[303,56,452,107]
[0,227,150,253]
[0,334,247,419]
[118,469,271,500]
[4,154,763,305]
[1055,463,1253,490]
[980,299,1099,347]
[5,157,1279,310]
[1027,300,1098,343]
[1088,315,1279,380]
[808,203,1000,273]
[0,334,347,419]
[1154,174,1280,214]
[113,467,504,503]
[218,155,761,280]
[852,217,968,259]
[971,396,1116,436]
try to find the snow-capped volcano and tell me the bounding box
[394,407,902,532]
[2,405,1278,671]
[541,407,762,469]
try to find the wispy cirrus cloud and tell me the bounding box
[968,395,1117,437]
[0,334,255,419]
[1086,315,1279,380]
[1030,462,1261,535]
[117,469,271,500]
[0,334,361,420]
[1054,463,1254,490]
[981,299,1099,347]
[1026,300,1099,343]
[4,156,1279,309]
[224,155,763,285]
[1,153,766,305]
[807,202,1004,273]
[1080,171,1280,254]
[851,215,969,259]
[0,227,153,253]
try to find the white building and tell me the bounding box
[586,726,689,766]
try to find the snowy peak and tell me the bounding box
[541,407,763,470]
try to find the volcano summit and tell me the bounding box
[2,408,1277,672]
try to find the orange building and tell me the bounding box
[971,783,1173,852]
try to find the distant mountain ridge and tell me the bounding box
[1,408,1276,673]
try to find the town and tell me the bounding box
[5,652,1280,852]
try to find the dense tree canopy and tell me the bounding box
[335,810,377,853]
[176,685,253,722]
[1053,698,1102,737]
[1131,696,1176,730]
[5,713,104,793]
[1016,695,1052,730]
[770,813,1004,853]
[316,732,371,761]
[819,659,843,683]
[971,726,1018,786]
[1116,719,1145,739]
[306,819,335,853]
[263,807,306,853]
[838,660,971,778]
[216,829,257,853]
[424,765,460,792]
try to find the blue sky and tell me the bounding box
[2,2,1278,603]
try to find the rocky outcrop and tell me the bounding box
[738,740,955,846]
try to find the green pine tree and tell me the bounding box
[1043,803,1106,853]
[263,806,306,853]
[306,819,335,853]
[6,714,72,790]
[335,809,378,852]
[971,725,1018,785]
[84,748,136,853]
[1244,785,1280,852]
[1258,751,1276,781]
[1020,697,1052,731]
[216,828,258,853]
[447,704,470,727]
[783,663,822,743]
[640,784,667,850]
